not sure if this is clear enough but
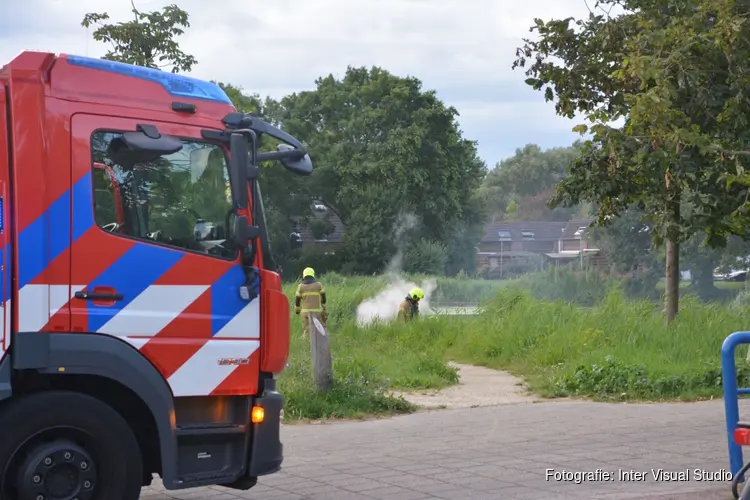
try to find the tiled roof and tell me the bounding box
[293,202,345,243]
[481,221,568,243]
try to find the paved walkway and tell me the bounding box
[141,398,747,499]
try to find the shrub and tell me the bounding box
[403,238,448,275]
[284,246,345,281]
[515,266,614,306]
[432,276,506,305]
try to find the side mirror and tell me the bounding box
[120,130,183,154]
[277,143,313,176]
[229,132,249,209]
[107,127,183,165]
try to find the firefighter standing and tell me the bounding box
[294,267,327,337]
[398,287,424,322]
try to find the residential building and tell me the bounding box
[291,201,345,248]
[477,219,606,275]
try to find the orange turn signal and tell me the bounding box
[251,405,265,424]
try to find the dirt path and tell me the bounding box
[392,362,544,409]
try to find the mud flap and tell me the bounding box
[248,379,283,477]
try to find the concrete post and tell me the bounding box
[307,313,333,391]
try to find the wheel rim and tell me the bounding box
[2,428,99,500]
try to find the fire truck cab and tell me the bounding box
[0,51,309,500]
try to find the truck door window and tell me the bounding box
[91,130,237,260]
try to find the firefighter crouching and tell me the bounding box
[295,267,328,337]
[398,287,424,322]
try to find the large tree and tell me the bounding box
[82,1,197,72]
[273,66,487,274]
[482,143,583,221]
[514,0,750,321]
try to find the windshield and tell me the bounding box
[92,131,240,259]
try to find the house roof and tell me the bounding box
[292,202,345,243]
[481,221,568,243]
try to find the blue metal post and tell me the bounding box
[721,331,750,481]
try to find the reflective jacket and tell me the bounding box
[295,277,326,313]
[397,296,419,322]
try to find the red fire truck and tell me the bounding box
[0,51,311,500]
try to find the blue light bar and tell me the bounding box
[65,55,232,104]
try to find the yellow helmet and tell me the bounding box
[302,267,315,278]
[409,287,424,300]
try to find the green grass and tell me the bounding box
[276,272,750,422]
[277,273,462,422]
[444,286,750,401]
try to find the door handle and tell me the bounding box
[75,288,123,301]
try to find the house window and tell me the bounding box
[490,258,498,269]
[497,230,511,241]
[521,231,535,240]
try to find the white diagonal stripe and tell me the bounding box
[214,298,261,338]
[19,284,89,332]
[122,337,149,350]
[168,339,259,397]
[50,284,86,318]
[97,285,208,337]
[19,284,48,332]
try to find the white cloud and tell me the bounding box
[0,0,594,165]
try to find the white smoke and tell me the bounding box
[356,275,437,326]
[355,212,437,326]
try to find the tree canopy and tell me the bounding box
[271,67,488,274]
[513,0,750,320]
[481,143,583,221]
[81,2,197,72]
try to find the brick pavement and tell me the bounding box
[141,399,748,499]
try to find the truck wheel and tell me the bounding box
[0,391,143,500]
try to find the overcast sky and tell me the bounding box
[0,0,593,168]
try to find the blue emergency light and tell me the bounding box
[66,55,232,105]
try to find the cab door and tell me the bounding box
[68,114,261,397]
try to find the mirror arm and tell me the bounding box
[257,149,306,162]
[247,119,304,150]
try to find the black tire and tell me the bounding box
[0,390,143,500]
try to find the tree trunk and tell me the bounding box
[307,313,333,391]
[665,237,680,322]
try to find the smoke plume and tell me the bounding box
[356,212,436,326]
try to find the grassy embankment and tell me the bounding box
[277,271,750,422]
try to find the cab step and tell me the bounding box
[175,423,246,437]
